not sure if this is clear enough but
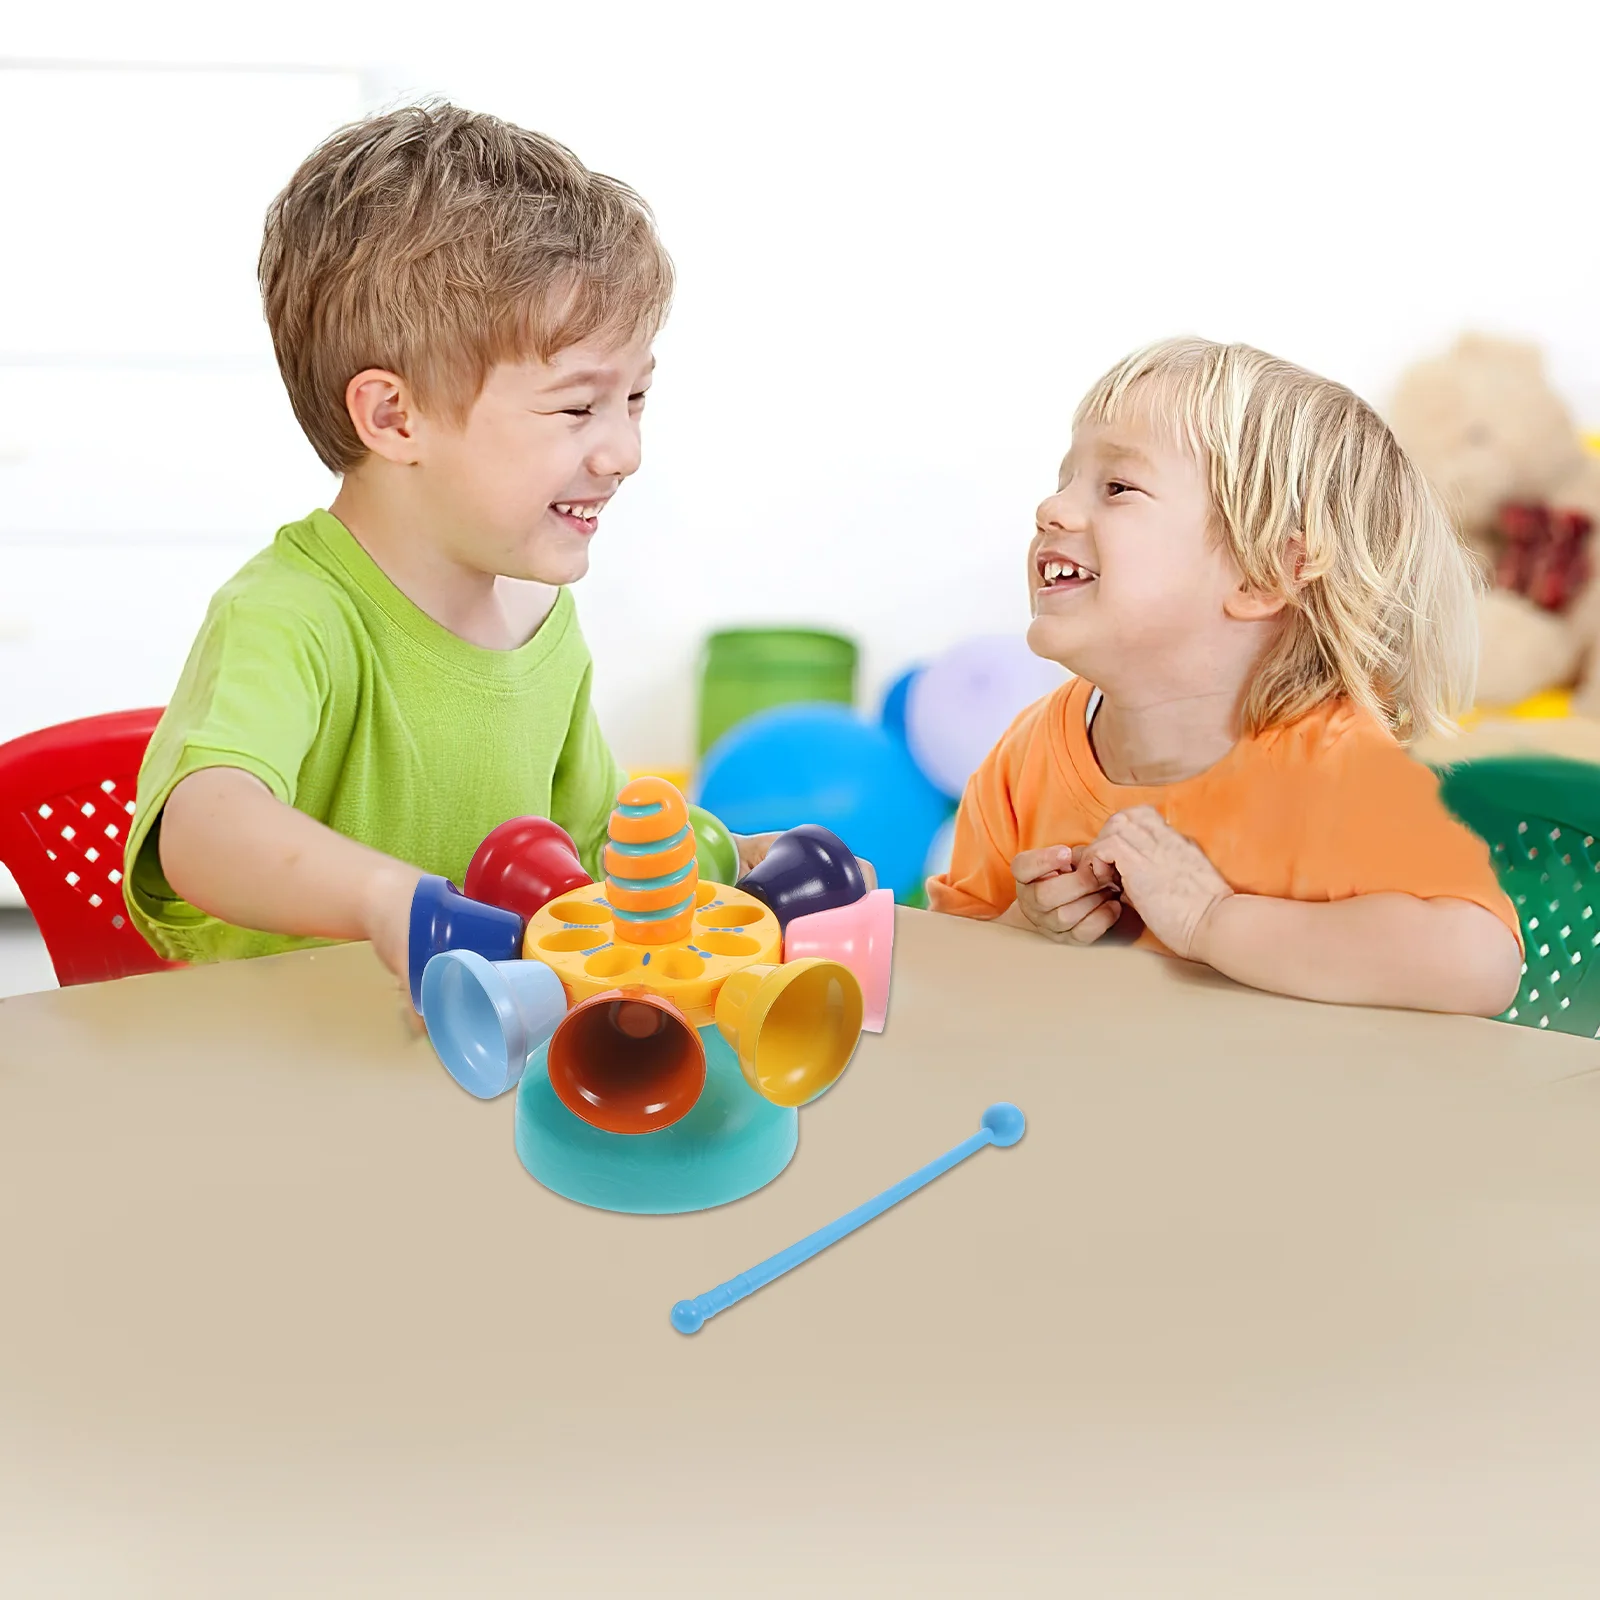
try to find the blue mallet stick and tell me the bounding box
[671,1102,1026,1334]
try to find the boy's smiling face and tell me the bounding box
[362,331,657,587]
[430,333,656,585]
[1026,415,1271,697]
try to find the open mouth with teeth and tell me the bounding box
[1037,555,1098,594]
[552,500,606,533]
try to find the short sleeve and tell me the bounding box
[1306,729,1524,951]
[124,592,333,943]
[925,743,1023,919]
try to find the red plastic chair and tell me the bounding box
[0,709,180,986]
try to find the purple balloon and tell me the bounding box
[905,636,1068,798]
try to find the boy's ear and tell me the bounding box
[1226,584,1290,622]
[345,368,422,465]
[1224,534,1305,622]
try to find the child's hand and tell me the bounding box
[360,863,426,1000]
[395,983,428,1036]
[735,832,780,877]
[734,833,878,891]
[1078,807,1232,960]
[1008,845,1123,944]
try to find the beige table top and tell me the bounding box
[1416,710,1600,768]
[2,910,1599,1597]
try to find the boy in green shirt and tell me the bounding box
[126,102,777,1004]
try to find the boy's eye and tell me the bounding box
[1106,480,1137,497]
[558,392,647,417]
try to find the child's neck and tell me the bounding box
[1089,685,1243,786]
[328,476,552,652]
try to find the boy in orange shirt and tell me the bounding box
[927,338,1524,1017]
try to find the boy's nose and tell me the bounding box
[1035,489,1085,532]
[588,416,643,481]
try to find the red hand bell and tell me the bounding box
[464,816,594,923]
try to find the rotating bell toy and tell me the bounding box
[409,778,896,1214]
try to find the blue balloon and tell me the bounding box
[879,666,922,745]
[695,704,950,903]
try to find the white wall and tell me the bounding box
[3,0,1597,787]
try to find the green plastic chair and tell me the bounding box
[1435,754,1600,1037]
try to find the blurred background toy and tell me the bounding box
[878,664,921,745]
[1388,332,1600,716]
[1495,504,1591,615]
[695,702,949,904]
[904,635,1067,799]
[696,629,858,759]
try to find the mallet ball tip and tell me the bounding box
[982,1102,1026,1148]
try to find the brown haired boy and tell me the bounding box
[124,102,771,1001]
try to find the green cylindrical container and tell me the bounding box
[696,628,859,758]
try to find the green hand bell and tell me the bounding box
[687,802,739,885]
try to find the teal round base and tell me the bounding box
[514,1025,798,1215]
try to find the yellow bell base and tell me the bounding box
[522,879,782,1029]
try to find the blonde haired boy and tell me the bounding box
[930,338,1525,1017]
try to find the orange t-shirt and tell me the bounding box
[926,676,1522,956]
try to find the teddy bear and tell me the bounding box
[1386,332,1600,716]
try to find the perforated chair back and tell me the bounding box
[1437,754,1600,1038]
[0,709,177,986]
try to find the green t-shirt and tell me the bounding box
[125,508,628,964]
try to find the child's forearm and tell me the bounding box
[1193,893,1523,1016]
[159,768,420,945]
